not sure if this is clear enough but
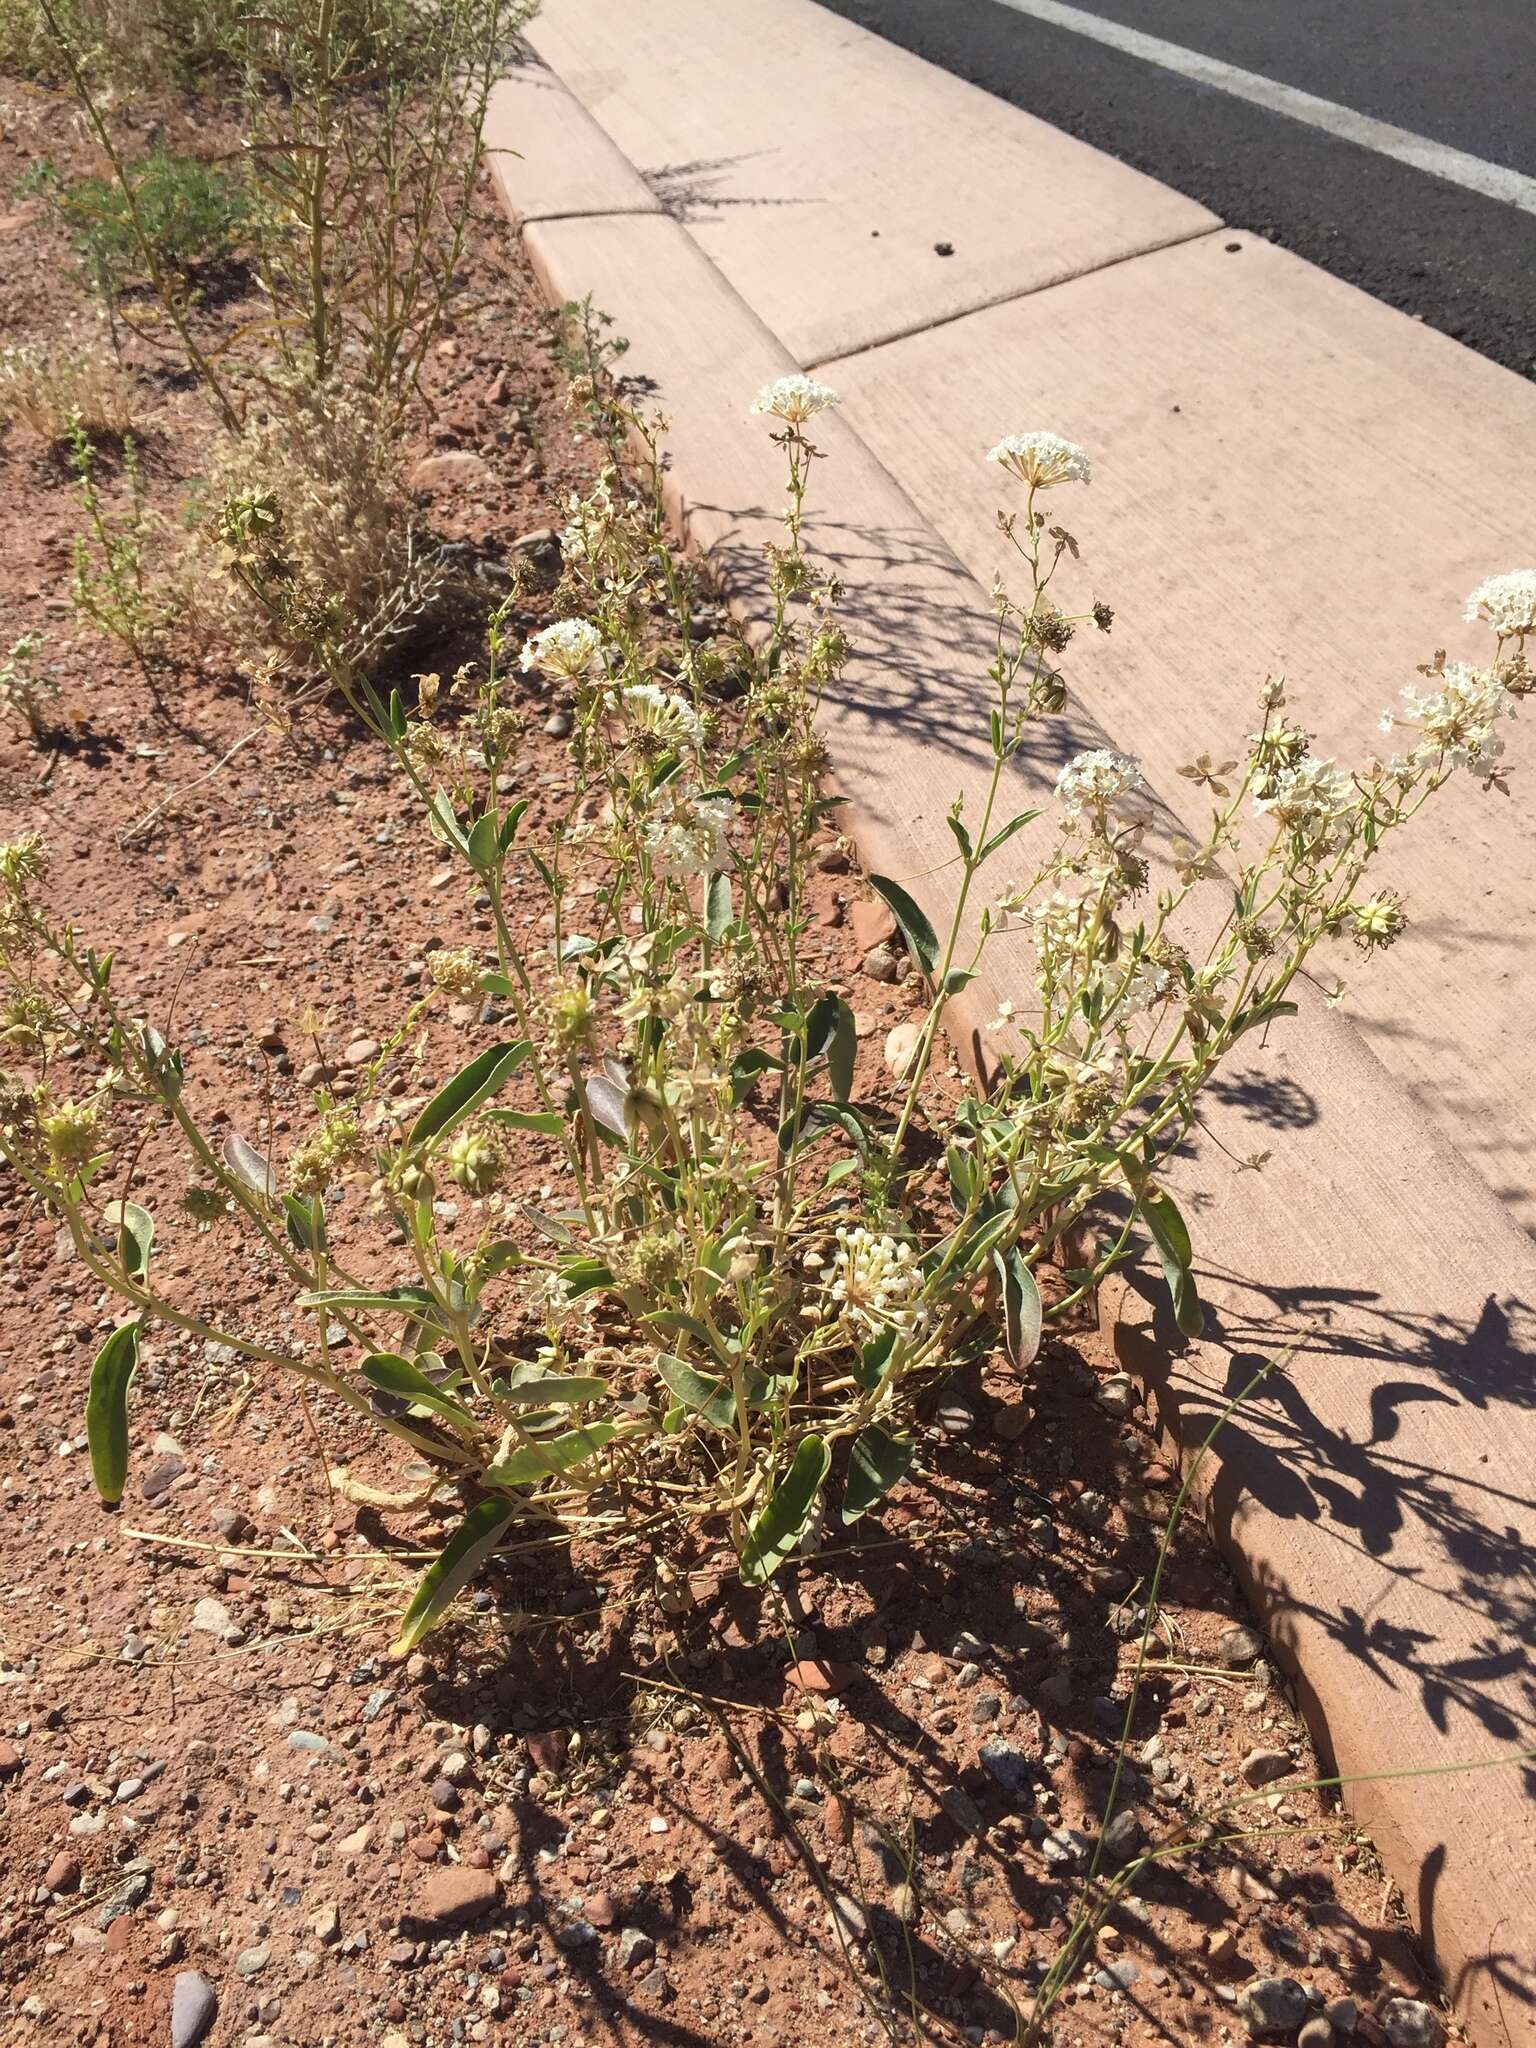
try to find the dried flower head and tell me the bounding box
[619,682,704,752]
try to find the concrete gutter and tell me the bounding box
[483,9,1536,2040]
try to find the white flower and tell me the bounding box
[826,1225,927,1341]
[986,431,1091,489]
[986,997,1017,1033]
[1464,570,1536,639]
[1054,748,1142,817]
[644,791,733,879]
[750,374,840,425]
[1111,958,1171,1022]
[520,617,604,682]
[619,682,704,751]
[1399,661,1512,777]
[1252,757,1353,837]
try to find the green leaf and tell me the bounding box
[389,1498,516,1658]
[427,789,470,856]
[730,1047,782,1105]
[486,1108,566,1136]
[740,1435,830,1584]
[498,798,530,852]
[484,1423,617,1486]
[1138,1185,1204,1339]
[360,1352,477,1430]
[104,1199,153,1282]
[977,809,1041,864]
[298,1284,444,1322]
[221,1130,274,1196]
[867,873,939,973]
[408,1041,531,1151]
[282,1192,326,1254]
[495,1373,609,1406]
[467,811,501,870]
[656,1351,737,1431]
[853,1326,898,1392]
[705,870,732,941]
[843,1425,915,1523]
[994,1245,1042,1367]
[558,1258,614,1299]
[946,813,973,862]
[85,1319,140,1506]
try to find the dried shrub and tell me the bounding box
[0,341,140,445]
[187,382,446,690]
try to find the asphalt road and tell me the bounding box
[816,0,1536,378]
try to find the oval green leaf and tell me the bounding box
[85,1318,140,1506]
[843,1424,915,1524]
[408,1040,531,1152]
[740,1434,830,1585]
[484,1422,618,1487]
[360,1352,478,1430]
[866,874,939,974]
[388,1498,516,1658]
[104,1199,154,1282]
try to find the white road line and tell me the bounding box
[994,0,1536,217]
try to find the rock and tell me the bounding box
[1325,1999,1360,2035]
[314,1904,341,1944]
[543,708,573,739]
[939,1785,986,1837]
[141,1456,185,1500]
[169,1971,217,2048]
[785,1658,857,1696]
[993,1401,1032,1442]
[430,1778,461,1813]
[1038,1670,1073,1711]
[235,1942,269,1980]
[827,1895,868,1943]
[850,900,897,952]
[883,1019,922,1080]
[1206,1928,1240,1967]
[890,1880,918,1924]
[288,1731,329,1754]
[1382,2001,1443,2048]
[1041,1827,1090,1873]
[978,1741,1033,1798]
[1298,2022,1335,2048]
[1240,1748,1295,1788]
[1238,1976,1310,2039]
[98,1871,150,1927]
[526,1729,568,1774]
[209,1507,252,1544]
[342,1038,381,1067]
[1217,1623,1266,1668]
[0,1739,21,1777]
[618,1925,656,1969]
[44,1851,81,1893]
[510,527,562,572]
[191,1597,238,1642]
[937,1399,974,1436]
[410,451,490,491]
[861,943,898,983]
[585,1891,617,1930]
[1100,1809,1145,1861]
[409,1865,499,1932]
[1095,1961,1140,1991]
[1095,1373,1136,1417]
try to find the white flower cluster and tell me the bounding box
[520,617,604,682]
[826,1225,926,1340]
[619,682,704,751]
[750,374,840,425]
[1464,570,1536,640]
[1114,957,1172,1021]
[986,431,1092,489]
[1054,748,1143,817]
[1252,757,1354,838]
[644,790,733,880]
[1395,662,1512,778]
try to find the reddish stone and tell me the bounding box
[585,1890,617,1928]
[849,899,897,952]
[0,1740,20,1778]
[408,1863,500,1931]
[44,1852,80,1893]
[785,1658,858,1696]
[526,1729,569,1774]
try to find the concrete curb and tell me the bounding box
[489,32,1536,2048]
